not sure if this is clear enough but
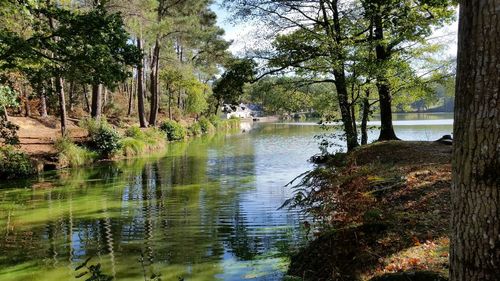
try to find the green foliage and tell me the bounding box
[212,58,256,106]
[188,122,203,136]
[0,85,18,110]
[208,115,222,128]
[159,120,186,141]
[0,119,20,145]
[0,145,35,179]
[198,117,215,134]
[55,137,97,167]
[80,118,122,158]
[120,137,146,157]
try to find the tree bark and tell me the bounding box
[91,84,102,118]
[361,90,371,145]
[83,84,91,113]
[374,12,399,141]
[137,38,147,128]
[450,1,500,281]
[40,87,48,117]
[148,37,160,126]
[24,91,31,117]
[55,77,67,136]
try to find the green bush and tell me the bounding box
[208,115,222,128]
[124,126,145,139]
[188,122,203,136]
[0,146,35,179]
[198,117,215,134]
[159,120,186,141]
[55,138,97,167]
[81,118,123,158]
[120,137,146,157]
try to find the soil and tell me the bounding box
[9,116,87,157]
[287,141,453,281]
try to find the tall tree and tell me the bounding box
[361,0,455,141]
[450,1,499,280]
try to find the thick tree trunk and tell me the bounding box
[450,2,500,281]
[91,84,102,118]
[55,77,67,136]
[127,79,134,116]
[374,12,398,141]
[40,87,48,117]
[137,38,147,128]
[148,37,160,126]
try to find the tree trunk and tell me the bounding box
[334,72,359,151]
[374,12,399,141]
[40,87,48,117]
[361,90,370,145]
[55,77,67,136]
[24,91,31,117]
[450,1,499,281]
[148,37,160,127]
[127,79,134,116]
[91,84,102,118]
[83,84,91,113]
[68,81,74,112]
[137,38,147,128]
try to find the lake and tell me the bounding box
[0,113,453,281]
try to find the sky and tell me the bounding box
[210,2,459,58]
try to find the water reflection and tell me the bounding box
[0,131,306,281]
[0,116,454,280]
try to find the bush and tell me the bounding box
[188,122,203,136]
[0,146,35,179]
[0,119,20,145]
[120,137,146,157]
[208,115,222,128]
[81,118,123,158]
[198,117,215,134]
[55,138,97,167]
[159,120,186,141]
[124,126,145,139]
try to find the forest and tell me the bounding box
[0,1,498,281]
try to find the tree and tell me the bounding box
[212,58,256,113]
[450,1,499,280]
[361,0,455,141]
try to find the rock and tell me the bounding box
[435,135,453,145]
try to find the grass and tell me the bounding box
[55,138,97,167]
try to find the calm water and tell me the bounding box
[0,114,453,281]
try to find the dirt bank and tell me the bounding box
[287,141,452,281]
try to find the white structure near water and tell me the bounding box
[222,103,254,119]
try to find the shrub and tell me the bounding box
[55,138,97,167]
[124,126,145,139]
[188,122,202,136]
[0,119,20,145]
[159,120,186,141]
[0,146,35,179]
[120,137,146,157]
[81,118,123,158]
[208,115,222,128]
[198,117,215,134]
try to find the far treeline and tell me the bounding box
[1,0,456,151]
